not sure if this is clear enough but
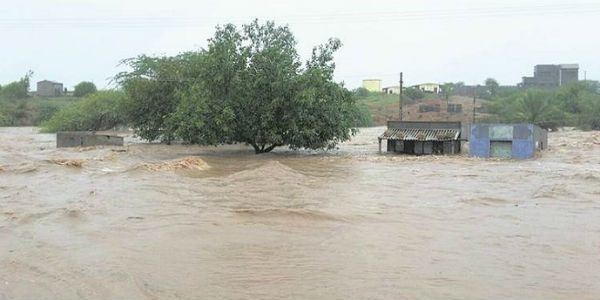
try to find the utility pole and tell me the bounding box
[472,85,478,123]
[399,72,403,120]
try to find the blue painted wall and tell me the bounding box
[512,124,534,159]
[470,124,490,158]
[470,123,538,159]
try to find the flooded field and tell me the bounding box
[1,126,599,299]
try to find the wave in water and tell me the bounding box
[233,208,349,223]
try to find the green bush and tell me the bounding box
[73,81,97,97]
[404,87,424,100]
[354,87,371,98]
[41,91,128,132]
[34,101,68,124]
[350,103,373,127]
[0,109,10,126]
[0,71,32,100]
[576,92,600,130]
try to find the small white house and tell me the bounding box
[382,86,400,94]
[414,83,441,94]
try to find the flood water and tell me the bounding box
[1,127,599,299]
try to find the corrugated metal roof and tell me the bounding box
[380,128,459,141]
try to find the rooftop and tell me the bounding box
[37,80,62,84]
[380,128,460,141]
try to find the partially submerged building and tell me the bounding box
[57,132,124,148]
[469,123,547,159]
[379,121,462,155]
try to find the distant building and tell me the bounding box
[469,123,547,159]
[413,83,440,93]
[37,80,64,97]
[521,64,579,89]
[362,79,382,93]
[382,86,400,94]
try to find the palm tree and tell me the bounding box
[514,90,550,123]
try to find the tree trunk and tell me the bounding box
[250,142,261,154]
[250,142,280,154]
[263,144,279,153]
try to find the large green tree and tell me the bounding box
[118,20,358,153]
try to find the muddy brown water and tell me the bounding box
[0,127,599,299]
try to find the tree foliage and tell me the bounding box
[118,20,358,153]
[484,81,600,130]
[354,87,371,98]
[404,87,425,100]
[485,78,499,97]
[441,82,454,101]
[116,53,205,142]
[73,81,97,97]
[0,71,32,100]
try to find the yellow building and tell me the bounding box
[362,79,382,92]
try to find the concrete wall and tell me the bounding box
[533,125,548,150]
[560,68,579,86]
[57,132,124,148]
[37,81,64,97]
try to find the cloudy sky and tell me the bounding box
[1,0,598,90]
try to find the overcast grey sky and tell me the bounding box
[1,0,599,90]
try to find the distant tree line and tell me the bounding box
[483,81,600,130]
[0,72,106,127]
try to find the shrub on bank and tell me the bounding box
[41,91,129,132]
[351,103,374,127]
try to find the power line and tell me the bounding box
[1,3,599,29]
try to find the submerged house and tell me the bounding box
[469,123,547,159]
[56,132,124,148]
[379,121,462,155]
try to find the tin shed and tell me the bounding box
[379,121,462,155]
